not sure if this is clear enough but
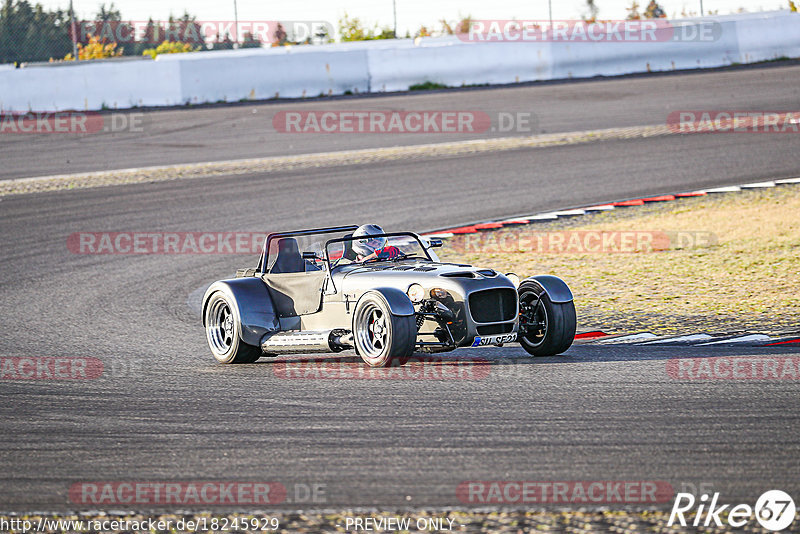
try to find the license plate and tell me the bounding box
[471,333,517,347]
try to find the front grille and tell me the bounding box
[477,323,515,335]
[468,288,517,323]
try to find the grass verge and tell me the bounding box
[439,184,800,335]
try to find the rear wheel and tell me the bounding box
[205,291,261,364]
[353,292,416,367]
[518,280,576,356]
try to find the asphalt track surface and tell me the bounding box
[1,64,799,512]
[3,61,800,180]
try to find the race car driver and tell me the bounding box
[352,224,403,262]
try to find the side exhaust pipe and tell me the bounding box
[260,329,353,354]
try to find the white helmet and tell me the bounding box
[352,224,387,257]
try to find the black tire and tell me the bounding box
[204,291,261,364]
[517,280,576,356]
[352,292,416,367]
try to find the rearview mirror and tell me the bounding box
[302,252,318,260]
[428,238,443,248]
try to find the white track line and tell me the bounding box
[524,213,560,220]
[554,209,586,216]
[643,334,714,344]
[704,185,742,193]
[740,181,776,188]
[699,334,772,345]
[595,333,658,344]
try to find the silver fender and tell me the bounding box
[202,278,279,346]
[524,275,573,303]
[358,287,415,316]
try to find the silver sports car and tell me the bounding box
[202,225,576,367]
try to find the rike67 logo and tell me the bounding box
[669,490,796,531]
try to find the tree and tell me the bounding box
[211,32,234,50]
[240,31,261,48]
[132,18,158,56]
[65,34,122,60]
[626,1,642,20]
[584,0,599,22]
[141,40,196,59]
[0,0,12,63]
[314,24,333,44]
[272,22,287,46]
[95,2,121,24]
[338,12,393,41]
[440,15,472,35]
[440,19,453,34]
[414,25,431,38]
[164,12,204,48]
[644,1,666,18]
[455,16,472,35]
[339,13,370,41]
[0,0,33,63]
[0,0,73,64]
[29,4,72,60]
[89,3,135,55]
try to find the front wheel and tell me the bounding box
[518,280,576,356]
[204,291,261,364]
[353,292,416,367]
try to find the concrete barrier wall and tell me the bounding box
[0,59,181,111]
[547,21,741,80]
[366,39,553,91]
[172,47,370,103]
[735,13,800,63]
[0,11,798,113]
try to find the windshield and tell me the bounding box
[325,232,433,268]
[262,227,356,273]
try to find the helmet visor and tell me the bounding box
[360,236,387,253]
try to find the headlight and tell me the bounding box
[505,273,521,288]
[430,287,448,300]
[407,283,425,303]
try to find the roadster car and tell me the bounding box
[202,225,576,367]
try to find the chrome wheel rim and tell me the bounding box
[519,290,548,348]
[355,301,388,360]
[207,297,234,356]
